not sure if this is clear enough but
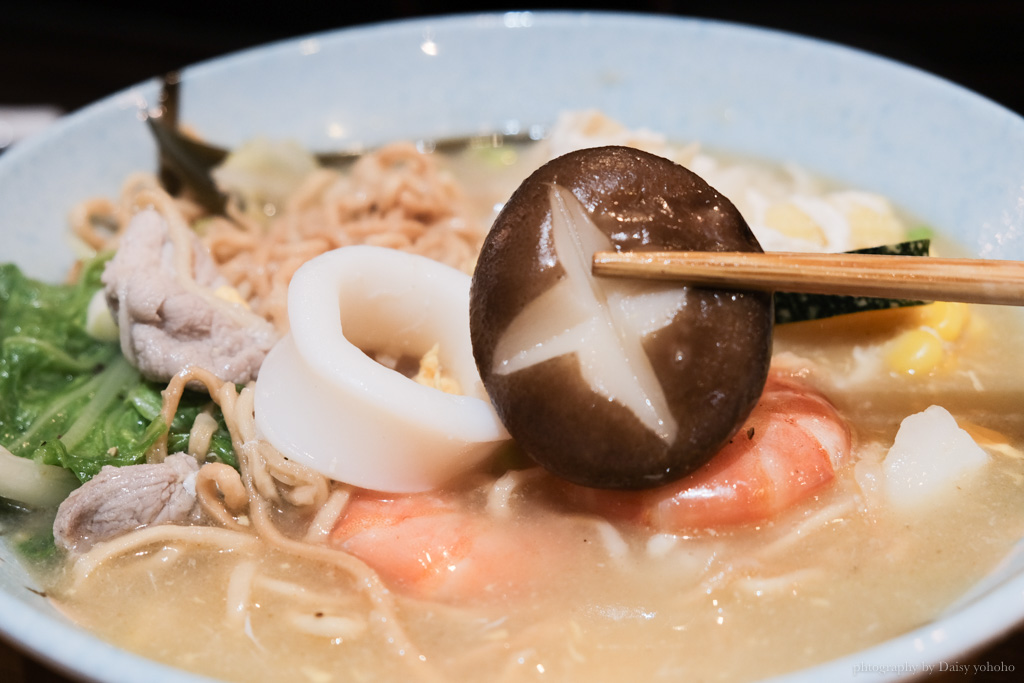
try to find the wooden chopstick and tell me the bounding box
[591,251,1024,306]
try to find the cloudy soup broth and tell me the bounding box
[10,113,1024,683]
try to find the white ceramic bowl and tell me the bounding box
[2,11,1024,683]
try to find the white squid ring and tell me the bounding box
[254,246,509,492]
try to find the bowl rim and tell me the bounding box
[3,10,1024,683]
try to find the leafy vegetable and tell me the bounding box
[0,499,60,566]
[16,526,59,563]
[905,225,934,242]
[774,240,931,324]
[0,259,236,486]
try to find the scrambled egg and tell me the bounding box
[413,343,462,395]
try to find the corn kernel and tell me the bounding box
[885,328,944,375]
[845,203,905,249]
[764,202,826,246]
[916,301,970,341]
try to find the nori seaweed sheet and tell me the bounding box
[773,240,931,325]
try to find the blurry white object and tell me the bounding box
[0,106,61,151]
[546,109,669,158]
[882,405,990,513]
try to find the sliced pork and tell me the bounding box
[53,453,200,554]
[102,208,277,385]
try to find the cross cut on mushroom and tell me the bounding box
[492,184,685,443]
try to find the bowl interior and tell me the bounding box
[2,11,1024,683]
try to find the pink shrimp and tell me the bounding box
[560,371,852,530]
[330,490,573,604]
[330,372,850,601]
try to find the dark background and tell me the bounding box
[2,1,1024,681]
[2,0,1024,117]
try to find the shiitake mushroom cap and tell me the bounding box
[470,146,773,490]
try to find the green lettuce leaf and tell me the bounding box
[0,259,236,485]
